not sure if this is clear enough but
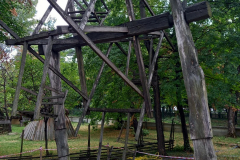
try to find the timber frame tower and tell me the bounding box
[1,0,217,159]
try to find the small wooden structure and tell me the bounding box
[23,117,74,141]
[1,0,216,159]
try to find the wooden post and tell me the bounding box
[97,112,105,160]
[40,146,43,160]
[88,123,90,158]
[11,41,28,116]
[20,130,24,159]
[74,43,113,136]
[34,36,53,120]
[122,113,130,160]
[44,117,49,155]
[170,1,216,159]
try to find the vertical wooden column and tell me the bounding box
[125,0,152,117]
[34,36,53,120]
[48,51,69,159]
[97,112,105,160]
[12,41,28,116]
[76,47,88,107]
[122,113,130,160]
[170,0,216,159]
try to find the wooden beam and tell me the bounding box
[88,108,141,113]
[32,0,57,35]
[148,32,164,88]
[97,112,105,160]
[11,41,28,116]
[58,26,128,33]
[115,42,128,56]
[100,0,109,11]
[47,0,143,98]
[34,36,53,120]
[74,43,113,136]
[170,0,216,159]
[0,20,19,39]
[73,0,85,10]
[21,87,38,96]
[122,113,130,160]
[79,0,97,30]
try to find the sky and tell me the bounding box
[34,0,68,26]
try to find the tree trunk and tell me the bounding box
[175,59,191,151]
[227,106,236,138]
[170,1,216,159]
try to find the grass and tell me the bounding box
[0,122,240,159]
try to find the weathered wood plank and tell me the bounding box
[11,41,28,116]
[74,43,113,136]
[148,32,164,88]
[44,85,63,94]
[0,20,19,38]
[34,36,53,120]
[79,0,97,30]
[97,112,105,160]
[57,26,128,33]
[100,0,109,11]
[21,86,38,96]
[0,120,11,124]
[170,1,216,160]
[73,0,85,10]
[47,0,143,98]
[122,113,130,160]
[88,108,141,113]
[115,42,128,56]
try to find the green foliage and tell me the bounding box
[0,0,37,42]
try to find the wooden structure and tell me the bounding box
[1,0,216,159]
[23,117,74,141]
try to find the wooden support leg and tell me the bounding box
[170,0,216,159]
[122,113,130,160]
[11,41,28,116]
[74,43,113,136]
[34,36,53,120]
[97,112,105,160]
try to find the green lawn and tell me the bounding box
[0,123,240,159]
